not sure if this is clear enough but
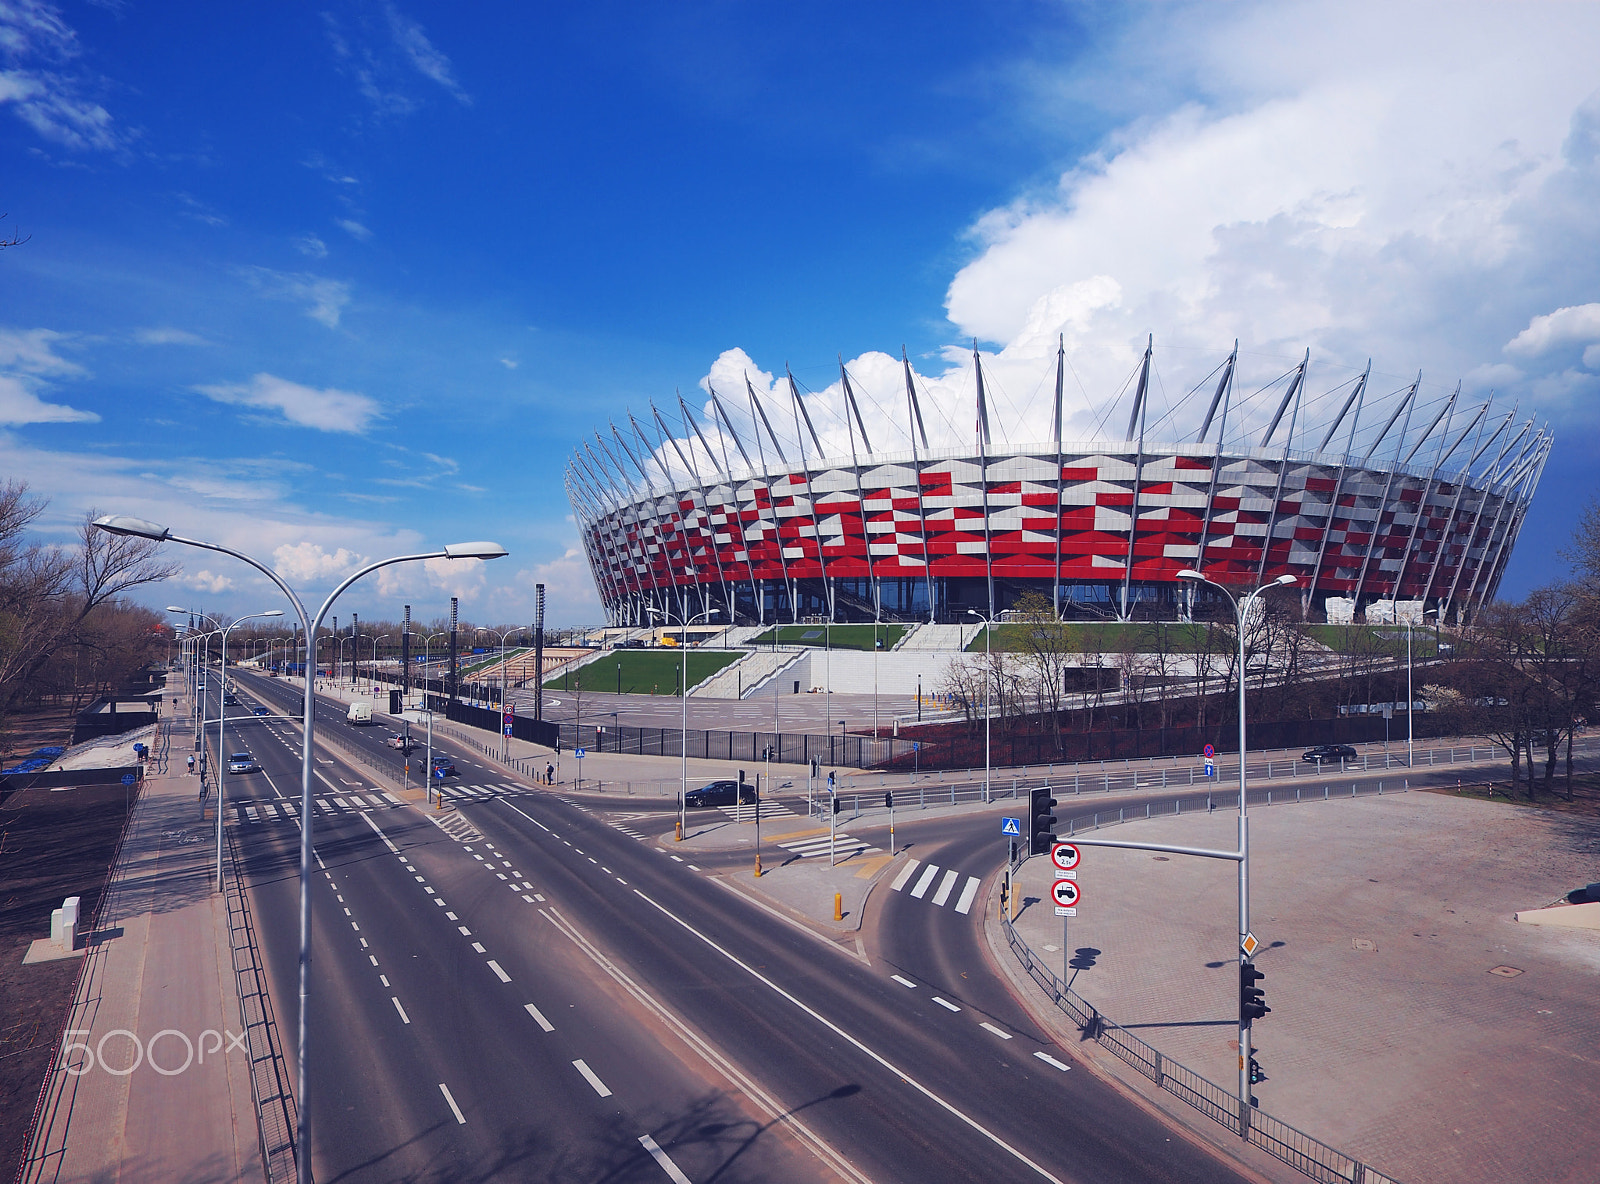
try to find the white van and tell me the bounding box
[347,701,373,725]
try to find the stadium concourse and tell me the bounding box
[566,339,1549,630]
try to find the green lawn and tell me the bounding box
[748,624,907,651]
[966,622,1222,654]
[1305,624,1441,658]
[461,647,529,675]
[544,649,743,695]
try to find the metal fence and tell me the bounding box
[1000,914,1402,1184]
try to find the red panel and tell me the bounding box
[1061,467,1098,480]
[1021,493,1058,507]
[1096,492,1135,507]
[1141,482,1173,496]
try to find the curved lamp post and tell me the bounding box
[95,514,506,1184]
[1177,567,1295,1126]
[966,608,995,804]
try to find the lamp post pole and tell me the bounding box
[1406,607,1439,768]
[96,515,507,1184]
[1178,567,1296,1130]
[966,608,994,804]
[215,610,283,891]
[653,606,719,843]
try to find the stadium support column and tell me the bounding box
[1252,351,1309,589]
[1304,363,1369,617]
[534,583,545,722]
[1464,432,1546,621]
[1442,413,1527,623]
[1350,376,1419,615]
[1118,337,1152,621]
[402,605,411,705]
[974,343,995,622]
[1393,389,1474,602]
[1052,336,1066,619]
[839,361,881,621]
[788,367,834,622]
[743,378,796,624]
[902,349,936,624]
[448,597,458,703]
[1192,344,1238,620]
[1422,407,1502,610]
[1475,435,1549,614]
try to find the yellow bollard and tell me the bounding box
[834,892,842,921]
[675,820,683,842]
[753,853,762,878]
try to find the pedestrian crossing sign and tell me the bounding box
[1000,816,1021,836]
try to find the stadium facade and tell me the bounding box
[566,340,1551,627]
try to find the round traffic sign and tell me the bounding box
[1051,879,1081,909]
[1203,743,1216,758]
[1050,842,1081,872]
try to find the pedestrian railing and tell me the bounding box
[1001,914,1402,1184]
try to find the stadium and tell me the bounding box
[566,339,1551,627]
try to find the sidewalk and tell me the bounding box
[20,683,265,1184]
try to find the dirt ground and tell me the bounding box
[0,782,138,1179]
[1,703,79,767]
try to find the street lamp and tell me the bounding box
[215,610,284,891]
[650,605,720,845]
[1177,566,1295,1125]
[168,607,219,738]
[94,514,506,1184]
[966,608,994,804]
[1407,607,1439,768]
[368,633,389,692]
[480,625,525,760]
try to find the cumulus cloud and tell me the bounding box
[1504,304,1600,359]
[273,541,369,583]
[195,373,383,433]
[0,327,96,424]
[185,568,234,594]
[0,373,97,424]
[239,267,352,328]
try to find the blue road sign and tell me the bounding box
[1001,816,1022,836]
[574,747,586,759]
[912,742,921,752]
[120,773,136,785]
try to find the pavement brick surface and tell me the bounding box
[19,691,264,1184]
[1008,789,1600,1184]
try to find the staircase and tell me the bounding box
[689,648,800,699]
[896,623,975,652]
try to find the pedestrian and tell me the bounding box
[827,769,836,794]
[187,754,195,775]
[546,762,555,786]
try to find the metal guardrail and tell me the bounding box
[1001,914,1401,1184]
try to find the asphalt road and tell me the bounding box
[210,673,1251,1183]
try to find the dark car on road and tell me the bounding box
[252,706,271,716]
[430,755,457,778]
[683,779,756,808]
[1302,744,1358,764]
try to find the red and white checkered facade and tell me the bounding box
[571,436,1546,625]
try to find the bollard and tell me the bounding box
[834,892,842,921]
[754,853,762,878]
[675,820,683,842]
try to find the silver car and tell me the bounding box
[227,752,259,774]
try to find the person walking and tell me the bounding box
[546,762,555,786]
[187,753,195,775]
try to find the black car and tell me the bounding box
[1302,744,1358,764]
[430,755,457,778]
[683,779,756,808]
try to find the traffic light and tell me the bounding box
[831,794,842,815]
[998,878,1010,917]
[1240,962,1269,1026]
[884,791,893,810]
[1029,786,1058,856]
[1249,1054,1265,1085]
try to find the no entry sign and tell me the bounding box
[1051,878,1081,916]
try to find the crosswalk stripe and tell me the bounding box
[333,797,350,808]
[953,876,981,915]
[280,800,297,816]
[245,806,260,823]
[909,864,940,899]
[890,859,921,891]
[380,792,400,804]
[260,802,279,820]
[931,869,960,906]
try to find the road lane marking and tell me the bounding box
[471,942,486,953]
[392,997,410,1024]
[980,1022,1013,1040]
[932,996,961,1012]
[524,1002,554,1032]
[890,859,920,891]
[909,864,940,899]
[931,869,960,907]
[572,1059,612,1097]
[358,811,401,853]
[438,1082,466,1124]
[1033,1051,1071,1071]
[891,975,916,988]
[522,894,534,901]
[638,1134,693,1184]
[953,877,981,915]
[458,926,472,935]
[631,888,1066,1184]
[487,960,511,983]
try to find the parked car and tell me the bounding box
[430,755,457,778]
[227,752,259,774]
[683,779,756,808]
[1302,744,1358,764]
[252,706,271,716]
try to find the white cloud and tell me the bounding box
[185,568,234,594]
[0,373,97,424]
[1504,304,1600,358]
[133,327,206,346]
[0,0,122,154]
[195,373,383,433]
[336,218,372,241]
[239,267,351,328]
[273,541,369,583]
[0,326,82,375]
[384,2,469,105]
[293,233,328,258]
[498,357,518,369]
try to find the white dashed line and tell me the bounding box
[487,960,512,983]
[439,1082,466,1124]
[572,1059,612,1097]
[932,996,961,1012]
[891,974,916,988]
[471,942,486,953]
[980,1022,1013,1040]
[1034,1052,1071,1072]
[392,997,410,1024]
[638,1133,693,1184]
[524,1002,554,1032]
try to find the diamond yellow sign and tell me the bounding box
[1241,932,1260,958]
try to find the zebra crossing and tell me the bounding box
[435,781,535,803]
[774,827,878,862]
[233,790,402,824]
[718,800,794,823]
[889,858,982,915]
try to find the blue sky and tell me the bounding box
[4,1,1599,625]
